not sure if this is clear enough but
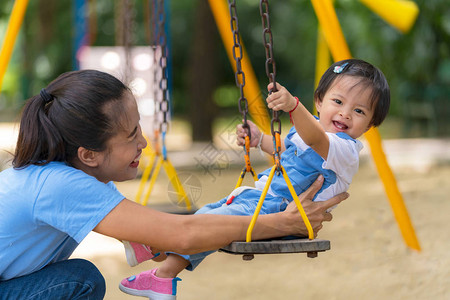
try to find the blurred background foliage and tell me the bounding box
[0,0,449,140]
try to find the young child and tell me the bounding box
[0,70,344,299]
[119,58,390,299]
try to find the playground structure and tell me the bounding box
[0,0,420,252]
[208,0,421,254]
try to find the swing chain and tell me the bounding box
[260,0,281,171]
[122,0,133,85]
[260,0,277,87]
[151,0,160,141]
[157,0,169,134]
[152,12,161,161]
[228,0,250,140]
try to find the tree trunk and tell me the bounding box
[187,0,219,142]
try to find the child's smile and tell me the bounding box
[316,76,375,139]
[332,120,348,131]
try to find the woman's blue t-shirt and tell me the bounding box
[0,161,125,281]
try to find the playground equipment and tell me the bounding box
[310,0,420,251]
[0,0,29,92]
[220,0,330,260]
[0,0,421,251]
[226,0,259,190]
[210,0,421,254]
[133,0,196,214]
[76,0,196,213]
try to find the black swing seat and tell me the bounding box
[219,236,330,260]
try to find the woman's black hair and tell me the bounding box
[13,70,130,168]
[314,58,390,127]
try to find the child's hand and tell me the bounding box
[266,82,297,112]
[236,120,261,148]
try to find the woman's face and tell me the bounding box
[94,93,147,183]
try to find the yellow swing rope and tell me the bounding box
[247,0,314,242]
[246,132,314,242]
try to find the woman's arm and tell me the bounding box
[266,83,330,159]
[93,176,348,254]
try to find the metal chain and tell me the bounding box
[157,0,169,134]
[151,0,160,150]
[151,1,158,131]
[228,0,250,140]
[259,0,281,169]
[260,0,277,87]
[123,0,133,85]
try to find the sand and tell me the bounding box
[1,121,448,299]
[72,139,450,300]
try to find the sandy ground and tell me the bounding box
[76,141,449,300]
[1,122,449,299]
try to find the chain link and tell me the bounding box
[151,1,160,137]
[228,0,250,139]
[260,0,281,169]
[260,0,276,88]
[157,0,169,134]
[122,0,133,85]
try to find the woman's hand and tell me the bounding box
[283,175,349,237]
[266,82,298,112]
[236,119,261,148]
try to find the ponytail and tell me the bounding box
[13,93,65,168]
[12,70,130,169]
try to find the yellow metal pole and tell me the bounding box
[313,26,331,115]
[0,0,30,92]
[311,0,420,251]
[310,0,351,62]
[135,151,156,203]
[365,128,421,250]
[162,159,193,211]
[360,0,419,33]
[314,27,330,90]
[142,156,163,206]
[208,0,271,134]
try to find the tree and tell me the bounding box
[186,0,221,141]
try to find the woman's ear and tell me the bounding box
[77,147,102,168]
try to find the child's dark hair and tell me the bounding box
[13,70,130,168]
[314,58,390,127]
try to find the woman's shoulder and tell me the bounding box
[3,161,93,186]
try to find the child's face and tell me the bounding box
[95,93,147,183]
[315,76,375,139]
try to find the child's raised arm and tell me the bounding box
[266,82,329,159]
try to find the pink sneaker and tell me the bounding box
[119,268,181,300]
[123,241,159,267]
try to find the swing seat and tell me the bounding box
[219,237,330,260]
